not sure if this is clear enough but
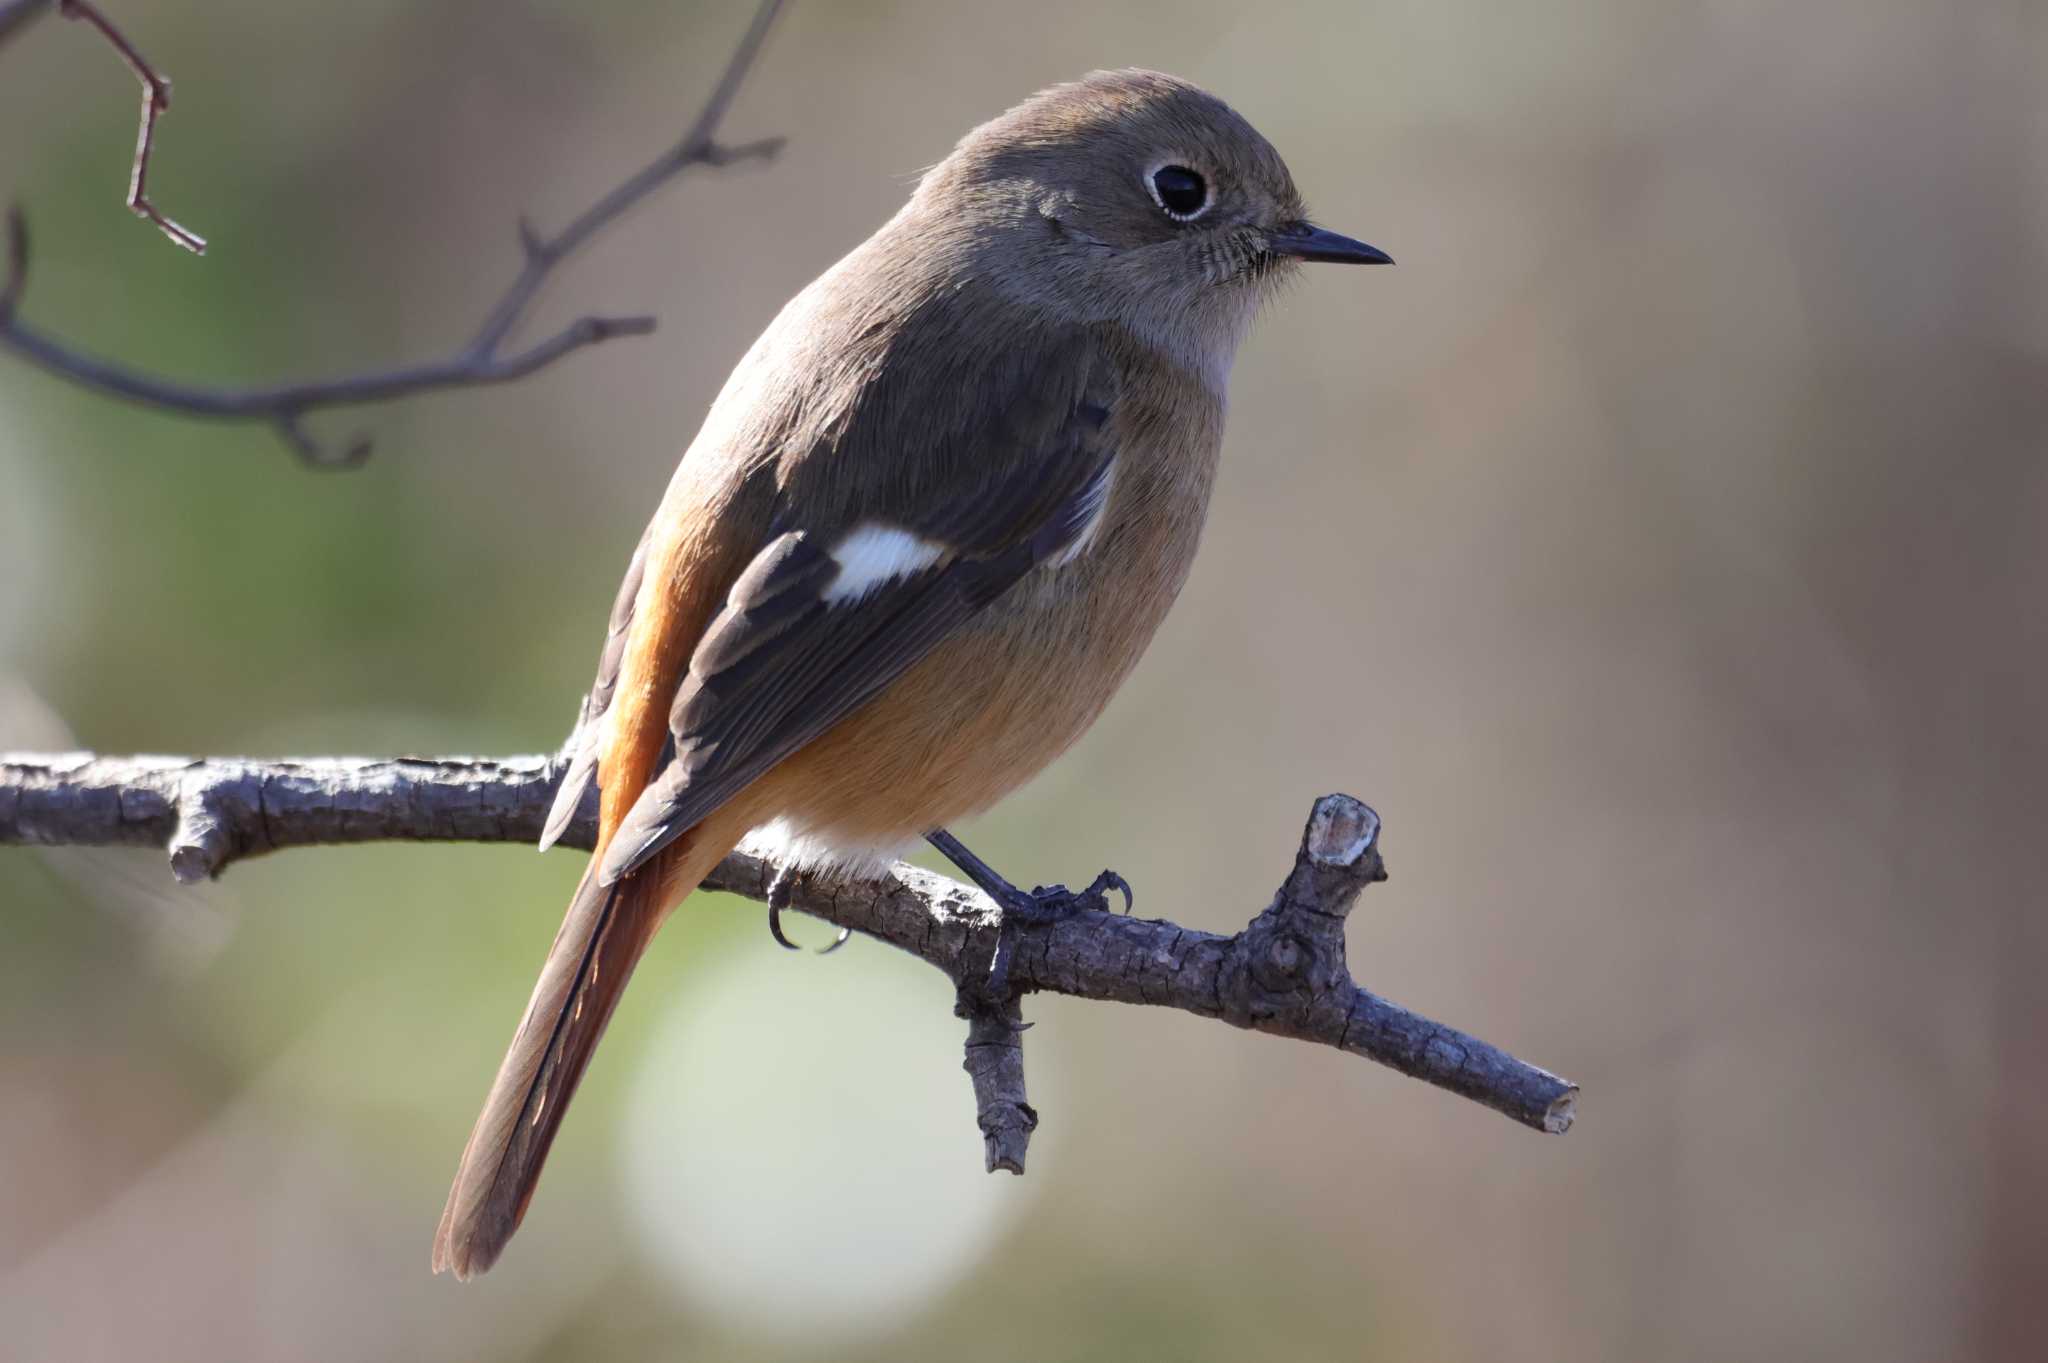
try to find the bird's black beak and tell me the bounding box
[1268,221,1392,265]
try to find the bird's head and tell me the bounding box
[916,68,1388,380]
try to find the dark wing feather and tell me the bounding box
[597,334,1117,885]
[539,523,652,851]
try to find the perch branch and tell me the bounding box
[0,0,788,466]
[1,751,1578,1163]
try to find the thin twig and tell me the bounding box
[0,205,24,320]
[0,282,659,469]
[0,751,1581,1152]
[0,0,789,466]
[58,0,205,252]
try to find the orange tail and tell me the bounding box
[432,824,738,1279]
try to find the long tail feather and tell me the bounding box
[432,829,732,1279]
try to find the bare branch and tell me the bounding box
[960,996,1036,1172]
[58,0,206,252]
[0,0,788,465]
[0,751,1580,1156]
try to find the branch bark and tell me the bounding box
[0,0,788,465]
[1,751,1579,1162]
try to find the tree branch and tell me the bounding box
[0,751,1580,1161]
[57,0,206,253]
[0,0,788,466]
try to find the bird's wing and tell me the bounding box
[597,327,1118,885]
[538,523,652,851]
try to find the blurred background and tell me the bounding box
[2,1,2044,1359]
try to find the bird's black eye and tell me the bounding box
[1150,164,1208,221]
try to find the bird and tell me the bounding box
[432,67,1389,1279]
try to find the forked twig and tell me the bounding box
[0,0,789,465]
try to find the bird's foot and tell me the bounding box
[925,829,1134,1000]
[764,864,852,954]
[994,868,1135,924]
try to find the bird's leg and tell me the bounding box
[924,828,1134,920]
[925,828,1132,998]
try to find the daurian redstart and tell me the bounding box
[434,68,1388,1278]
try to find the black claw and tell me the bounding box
[767,899,801,951]
[1071,868,1132,915]
[764,865,852,954]
[1103,870,1134,914]
[766,867,801,951]
[1009,871,1128,922]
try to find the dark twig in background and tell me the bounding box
[0,0,56,50]
[0,0,788,466]
[58,0,206,252]
[0,205,24,321]
[0,751,1579,1169]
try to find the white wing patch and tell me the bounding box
[822,523,947,605]
[1049,454,1116,569]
